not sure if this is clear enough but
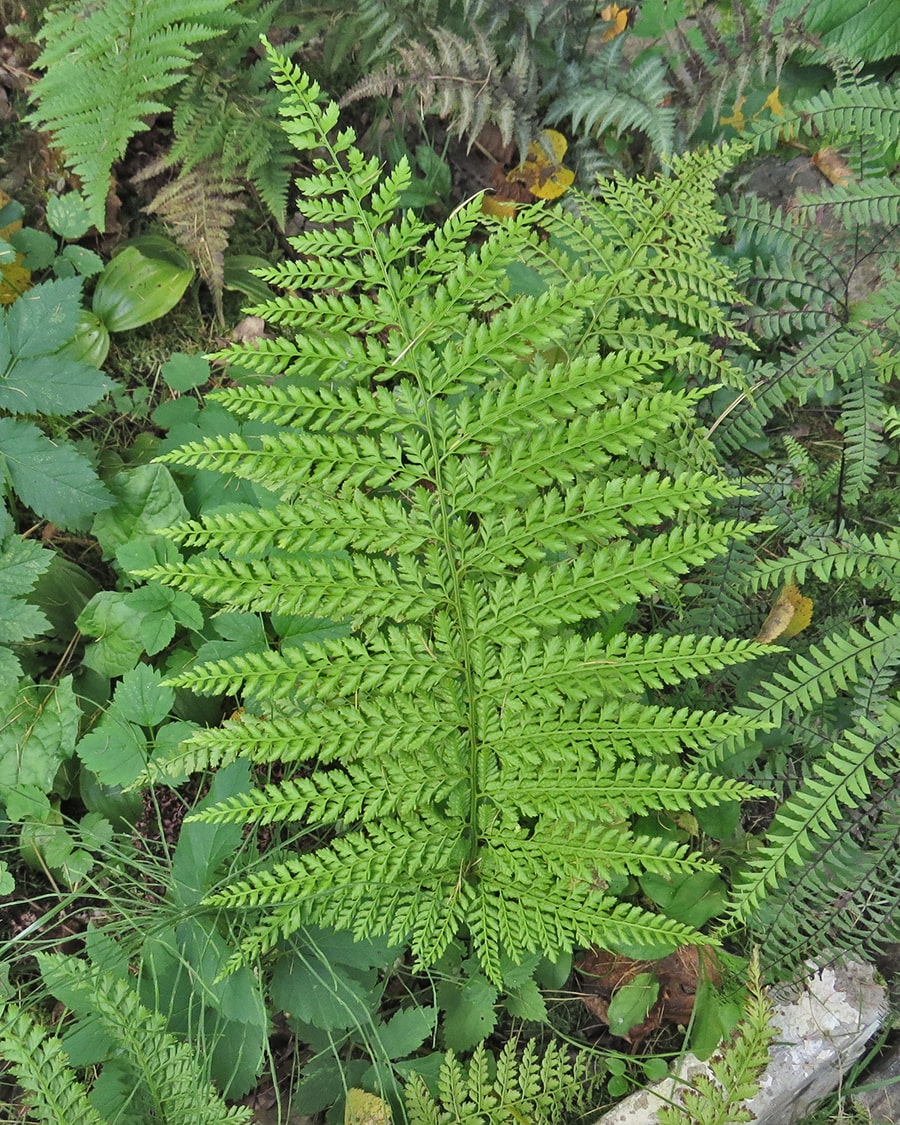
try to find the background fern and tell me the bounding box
[0,954,252,1125]
[27,0,242,230]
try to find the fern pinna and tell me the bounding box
[138,43,771,985]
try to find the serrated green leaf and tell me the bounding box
[270,948,380,1031]
[91,464,189,557]
[503,978,548,1022]
[76,713,146,789]
[59,244,104,278]
[9,228,55,270]
[0,354,114,415]
[0,417,112,526]
[6,276,81,356]
[0,523,52,601]
[0,676,79,793]
[375,1006,437,1060]
[438,975,498,1051]
[752,0,900,61]
[113,663,175,727]
[77,592,147,676]
[46,192,92,240]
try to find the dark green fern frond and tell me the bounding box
[546,39,676,162]
[137,47,768,986]
[166,14,295,224]
[726,707,897,925]
[699,614,900,770]
[793,176,900,229]
[748,791,900,973]
[749,530,900,591]
[28,0,241,229]
[839,366,887,506]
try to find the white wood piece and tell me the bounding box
[593,960,888,1125]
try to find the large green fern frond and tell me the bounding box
[137,46,769,985]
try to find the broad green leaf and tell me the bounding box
[0,676,78,794]
[77,592,147,676]
[0,511,52,600]
[46,192,92,240]
[270,948,380,1031]
[125,584,203,654]
[503,977,548,1022]
[606,972,659,1038]
[5,276,81,357]
[0,354,114,415]
[171,761,250,905]
[374,1006,437,1060]
[113,664,174,727]
[76,712,146,789]
[641,870,728,928]
[0,597,49,645]
[161,351,210,391]
[59,245,104,278]
[27,554,100,639]
[91,464,189,557]
[751,0,900,61]
[116,536,183,574]
[9,227,55,271]
[175,917,267,1026]
[92,242,193,332]
[438,975,498,1051]
[0,418,112,526]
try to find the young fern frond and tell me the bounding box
[0,956,251,1125]
[0,1003,105,1125]
[658,951,774,1125]
[137,45,769,985]
[404,1038,599,1125]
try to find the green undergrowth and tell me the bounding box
[1,5,899,1124]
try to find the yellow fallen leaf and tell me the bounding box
[761,86,785,118]
[812,146,854,187]
[720,96,747,133]
[0,188,30,306]
[754,581,813,644]
[507,129,575,201]
[600,4,635,41]
[345,1089,391,1125]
